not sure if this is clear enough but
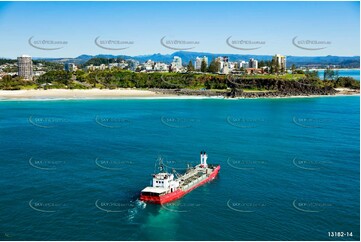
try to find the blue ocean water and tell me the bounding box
[0,96,359,241]
[317,69,360,80]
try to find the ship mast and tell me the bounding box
[172,168,182,179]
[154,156,166,174]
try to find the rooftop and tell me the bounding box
[141,186,168,194]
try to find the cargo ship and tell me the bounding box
[140,151,220,204]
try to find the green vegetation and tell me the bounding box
[323,68,339,80]
[304,70,319,79]
[258,60,272,69]
[187,61,194,72]
[82,57,124,67]
[33,60,63,71]
[323,77,360,89]
[0,69,359,91]
[291,64,296,73]
[207,59,220,73]
[0,75,35,90]
[238,73,306,80]
[2,66,18,72]
[0,59,17,65]
[201,59,207,72]
[37,70,72,86]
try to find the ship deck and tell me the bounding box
[177,165,217,191]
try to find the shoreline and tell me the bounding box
[0,88,359,101]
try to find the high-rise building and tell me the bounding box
[172,56,182,69]
[64,63,77,72]
[216,56,229,71]
[128,60,139,71]
[249,58,258,69]
[17,55,33,80]
[239,61,248,69]
[195,56,208,70]
[273,54,287,71]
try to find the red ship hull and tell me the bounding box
[140,165,220,204]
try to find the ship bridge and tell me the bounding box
[152,172,179,193]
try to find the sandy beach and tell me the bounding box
[0,89,170,100]
[334,88,360,95]
[0,88,359,100]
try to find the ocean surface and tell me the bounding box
[316,69,360,80]
[0,96,359,241]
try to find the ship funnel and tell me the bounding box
[203,152,208,167]
[200,151,208,167]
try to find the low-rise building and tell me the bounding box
[143,59,155,71]
[154,62,169,72]
[245,68,264,75]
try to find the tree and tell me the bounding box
[201,59,207,72]
[270,58,279,74]
[291,64,296,73]
[324,68,338,80]
[187,61,194,72]
[334,70,339,80]
[258,60,265,68]
[208,59,220,73]
[37,70,72,85]
[335,77,359,89]
[305,69,319,79]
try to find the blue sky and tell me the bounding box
[0,1,359,58]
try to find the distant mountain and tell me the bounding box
[33,51,360,67]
